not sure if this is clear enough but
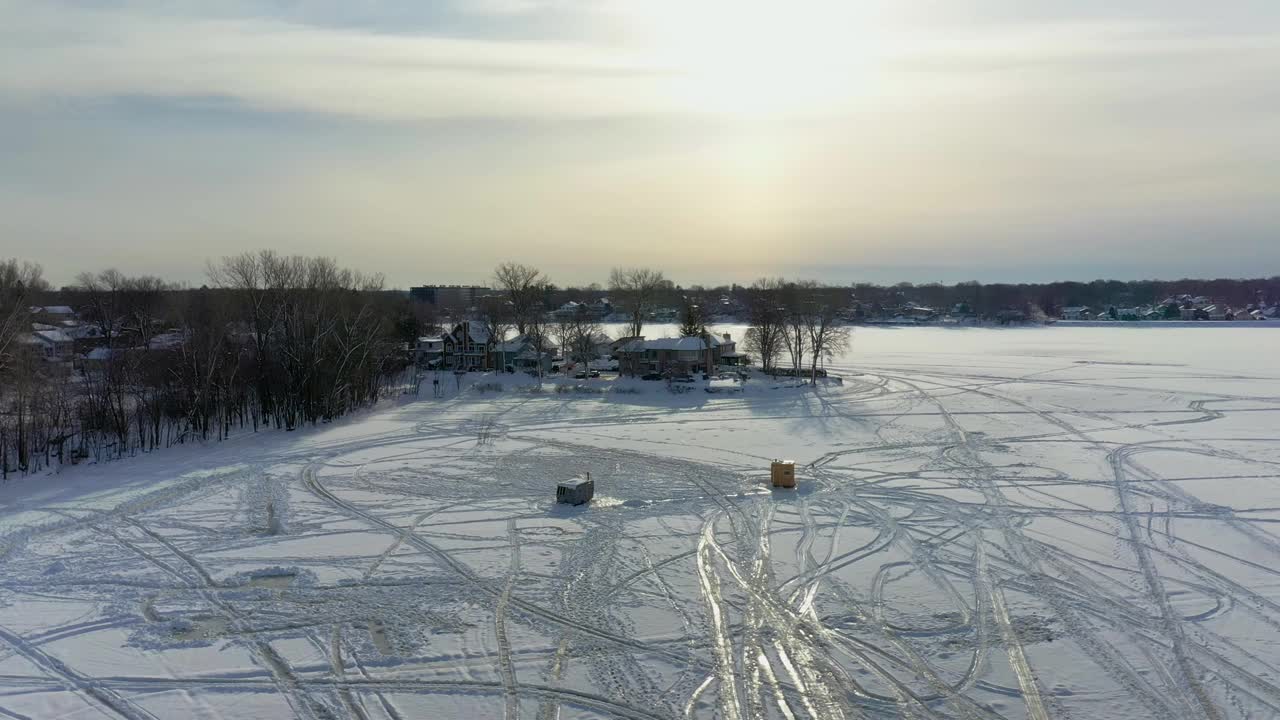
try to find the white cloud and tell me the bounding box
[2,1,1277,121]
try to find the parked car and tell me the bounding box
[640,372,664,381]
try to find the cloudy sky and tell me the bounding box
[2,0,1277,288]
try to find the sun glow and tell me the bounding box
[624,0,893,116]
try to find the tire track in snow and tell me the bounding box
[301,463,701,667]
[695,517,742,720]
[0,624,155,720]
[1108,448,1224,720]
[114,518,324,720]
[979,540,1049,720]
[497,517,521,720]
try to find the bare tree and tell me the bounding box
[780,281,814,377]
[493,262,547,334]
[75,268,129,348]
[524,311,552,379]
[477,296,513,371]
[554,305,601,370]
[609,267,668,339]
[0,259,46,376]
[801,291,850,383]
[744,277,785,374]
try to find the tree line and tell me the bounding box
[0,253,418,477]
[5,253,1276,478]
[488,275,1280,321]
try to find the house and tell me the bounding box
[29,329,74,362]
[418,323,556,373]
[553,299,612,320]
[490,334,555,373]
[415,336,445,368]
[32,306,77,324]
[616,333,740,376]
[438,321,492,371]
[80,346,120,373]
[1061,306,1092,320]
[62,323,104,353]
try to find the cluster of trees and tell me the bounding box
[8,250,1276,479]
[739,279,851,380]
[468,275,1280,323]
[0,253,417,478]
[846,277,1280,319]
[473,263,667,374]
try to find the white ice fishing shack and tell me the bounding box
[556,473,595,505]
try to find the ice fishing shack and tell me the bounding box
[556,473,595,505]
[770,460,796,489]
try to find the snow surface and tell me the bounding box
[3,326,1280,719]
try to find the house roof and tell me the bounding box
[63,324,101,339]
[149,332,186,350]
[33,329,73,344]
[623,336,717,352]
[456,323,491,343]
[37,306,75,315]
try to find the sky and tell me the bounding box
[1,0,1278,289]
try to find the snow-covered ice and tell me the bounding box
[2,326,1280,719]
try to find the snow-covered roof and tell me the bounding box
[558,477,592,489]
[621,336,719,352]
[33,329,73,344]
[86,347,116,361]
[63,324,101,339]
[149,332,186,350]
[37,305,75,315]
[456,323,491,343]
